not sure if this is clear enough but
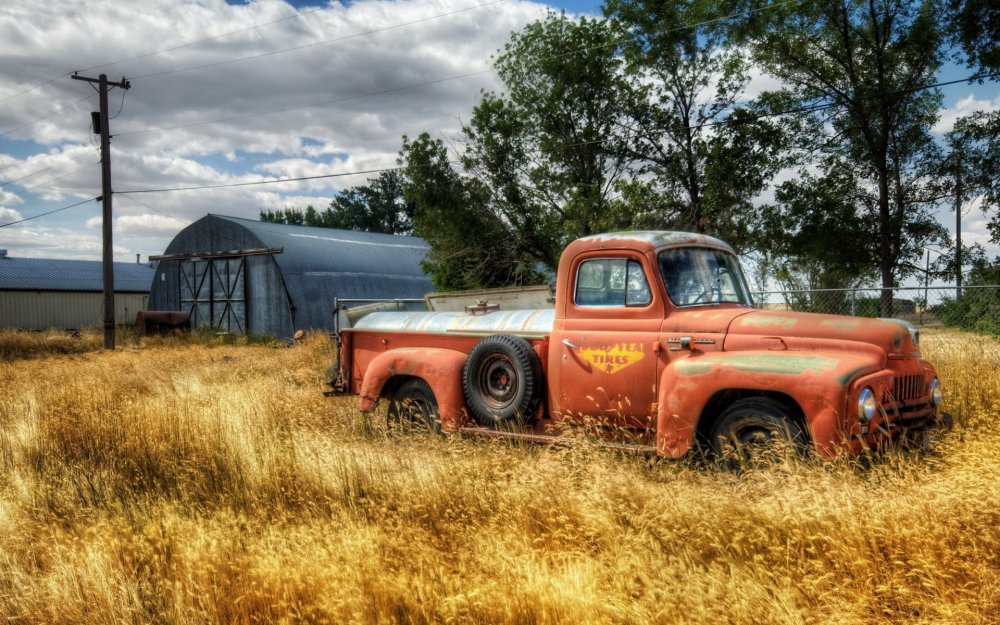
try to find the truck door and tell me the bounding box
[549,254,664,431]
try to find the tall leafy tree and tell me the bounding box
[935,111,1000,287]
[948,0,1000,72]
[401,133,544,290]
[462,12,640,269]
[763,161,879,294]
[258,171,414,235]
[746,0,948,314]
[604,0,785,249]
[326,169,414,235]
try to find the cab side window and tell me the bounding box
[575,258,651,307]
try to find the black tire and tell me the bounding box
[386,379,441,436]
[709,397,807,468]
[462,334,543,427]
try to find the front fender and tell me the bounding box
[358,347,469,430]
[656,350,882,458]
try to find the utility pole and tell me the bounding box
[72,73,130,349]
[955,151,963,300]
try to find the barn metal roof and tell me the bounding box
[156,214,433,332]
[0,256,156,293]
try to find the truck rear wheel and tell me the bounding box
[463,334,543,427]
[710,397,806,468]
[387,379,441,436]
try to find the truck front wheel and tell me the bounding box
[386,379,442,436]
[710,397,807,467]
[463,334,543,427]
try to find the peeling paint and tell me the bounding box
[675,353,839,376]
[820,319,861,331]
[737,315,798,329]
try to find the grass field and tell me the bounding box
[1,328,999,624]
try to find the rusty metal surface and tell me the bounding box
[135,310,191,336]
[352,308,555,336]
[337,230,942,461]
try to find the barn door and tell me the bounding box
[180,260,211,329]
[179,257,247,334]
[210,257,246,334]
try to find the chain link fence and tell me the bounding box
[751,285,1000,335]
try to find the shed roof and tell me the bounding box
[0,256,156,293]
[160,215,433,331]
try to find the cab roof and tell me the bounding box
[570,231,735,254]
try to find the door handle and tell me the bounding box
[562,338,580,350]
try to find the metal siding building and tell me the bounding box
[148,214,432,338]
[0,255,155,330]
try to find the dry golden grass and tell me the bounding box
[1,328,999,624]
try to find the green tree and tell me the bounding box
[604,0,786,248]
[259,207,306,225]
[746,0,948,314]
[326,170,414,235]
[258,171,414,235]
[946,112,1000,245]
[461,12,640,269]
[764,162,878,294]
[948,0,1000,72]
[401,133,544,290]
[936,255,1000,336]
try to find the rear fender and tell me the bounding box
[655,350,882,458]
[358,347,469,430]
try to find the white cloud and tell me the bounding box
[0,190,22,206]
[0,207,24,222]
[934,93,1000,133]
[0,0,550,259]
[113,214,191,238]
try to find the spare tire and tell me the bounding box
[462,334,543,426]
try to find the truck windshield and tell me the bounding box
[658,248,754,307]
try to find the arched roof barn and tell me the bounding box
[149,214,432,338]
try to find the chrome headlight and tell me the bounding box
[858,387,877,422]
[930,378,943,406]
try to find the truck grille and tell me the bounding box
[888,374,925,403]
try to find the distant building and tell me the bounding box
[148,214,433,339]
[0,250,156,330]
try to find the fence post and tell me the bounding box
[850,289,856,317]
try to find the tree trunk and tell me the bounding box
[878,167,894,318]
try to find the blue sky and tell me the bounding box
[1,0,997,269]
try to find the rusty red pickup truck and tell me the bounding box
[326,231,947,459]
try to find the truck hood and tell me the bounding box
[722,309,920,359]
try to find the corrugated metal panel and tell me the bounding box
[0,257,156,292]
[148,214,433,338]
[0,292,149,330]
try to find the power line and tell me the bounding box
[74,7,325,76]
[0,197,97,228]
[18,161,101,193]
[114,0,801,139]
[116,68,493,137]
[0,152,100,188]
[115,164,423,195]
[113,71,993,197]
[0,93,95,138]
[0,73,73,107]
[0,164,55,187]
[0,7,324,108]
[129,0,507,80]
